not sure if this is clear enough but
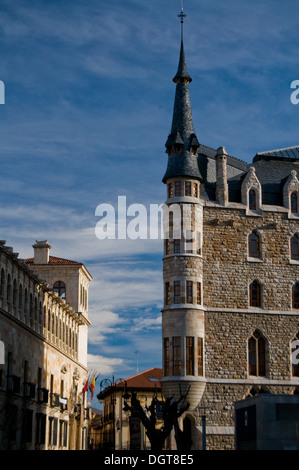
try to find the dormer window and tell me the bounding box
[53,281,66,300]
[174,144,183,154]
[249,189,257,211]
[291,192,298,213]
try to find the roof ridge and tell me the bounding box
[124,367,159,382]
[257,145,299,155]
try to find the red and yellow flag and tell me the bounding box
[89,375,95,400]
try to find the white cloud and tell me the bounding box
[87,353,124,376]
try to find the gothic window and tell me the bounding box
[19,284,22,310]
[172,336,181,375]
[292,283,299,309]
[198,337,203,376]
[185,181,191,196]
[250,280,261,307]
[7,274,11,302]
[53,281,66,300]
[13,279,17,307]
[291,234,299,260]
[248,331,266,376]
[174,281,180,304]
[248,231,261,258]
[186,337,195,376]
[291,192,298,214]
[249,189,257,210]
[0,268,4,297]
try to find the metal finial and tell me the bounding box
[178,3,186,40]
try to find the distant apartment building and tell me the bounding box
[0,240,92,450]
[97,368,163,450]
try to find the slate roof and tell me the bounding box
[254,145,299,161]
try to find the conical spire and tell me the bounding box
[173,40,192,84]
[163,8,201,183]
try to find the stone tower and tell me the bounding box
[161,10,206,450]
[161,9,299,451]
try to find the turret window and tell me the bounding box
[186,281,193,304]
[174,239,180,254]
[194,183,198,198]
[197,282,202,305]
[197,338,203,376]
[167,183,173,199]
[172,336,181,375]
[185,181,191,196]
[165,282,170,305]
[174,181,182,197]
[163,338,170,376]
[174,281,181,304]
[186,337,195,376]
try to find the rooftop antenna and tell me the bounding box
[178,0,186,41]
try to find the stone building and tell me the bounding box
[0,240,91,450]
[161,14,299,450]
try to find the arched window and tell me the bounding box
[13,279,18,307]
[0,269,4,297]
[291,234,299,260]
[292,283,299,309]
[53,281,66,300]
[250,280,261,307]
[248,331,266,376]
[7,273,11,302]
[248,231,261,258]
[249,189,257,210]
[291,192,298,213]
[19,284,22,310]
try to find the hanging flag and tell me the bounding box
[81,378,89,394]
[89,375,95,400]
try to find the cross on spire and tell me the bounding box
[178,4,186,41]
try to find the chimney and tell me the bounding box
[216,146,228,206]
[32,241,51,264]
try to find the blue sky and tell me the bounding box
[1,0,299,404]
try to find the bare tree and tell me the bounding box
[123,386,191,452]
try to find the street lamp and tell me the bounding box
[99,376,127,450]
[196,406,209,450]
